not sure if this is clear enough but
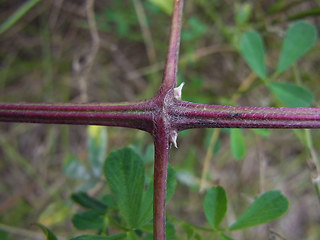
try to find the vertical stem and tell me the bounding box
[153,121,170,240]
[153,2,184,239]
[160,0,184,94]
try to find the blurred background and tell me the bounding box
[0,0,320,239]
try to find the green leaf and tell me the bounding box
[104,147,144,229]
[127,232,139,240]
[137,165,177,227]
[204,186,228,230]
[137,181,153,227]
[240,30,267,79]
[69,234,126,240]
[71,192,107,212]
[229,190,289,230]
[34,223,58,240]
[166,222,176,240]
[277,21,317,74]
[72,210,104,230]
[268,81,314,107]
[149,0,174,15]
[181,223,202,240]
[101,194,116,209]
[88,126,107,177]
[0,0,41,34]
[167,165,177,201]
[230,129,246,160]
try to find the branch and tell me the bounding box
[133,0,156,63]
[75,0,100,102]
[152,2,185,239]
[0,101,154,132]
[171,101,320,131]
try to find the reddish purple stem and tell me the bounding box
[0,101,154,132]
[160,0,184,94]
[1,0,320,240]
[171,101,320,131]
[1,101,320,132]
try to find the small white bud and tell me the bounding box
[170,130,178,148]
[174,82,185,100]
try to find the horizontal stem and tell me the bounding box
[0,101,154,132]
[171,101,320,131]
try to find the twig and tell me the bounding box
[231,72,257,101]
[76,0,100,102]
[133,0,157,63]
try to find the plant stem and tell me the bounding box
[160,0,184,94]
[152,1,184,239]
[153,126,170,240]
[170,101,320,131]
[0,101,154,132]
